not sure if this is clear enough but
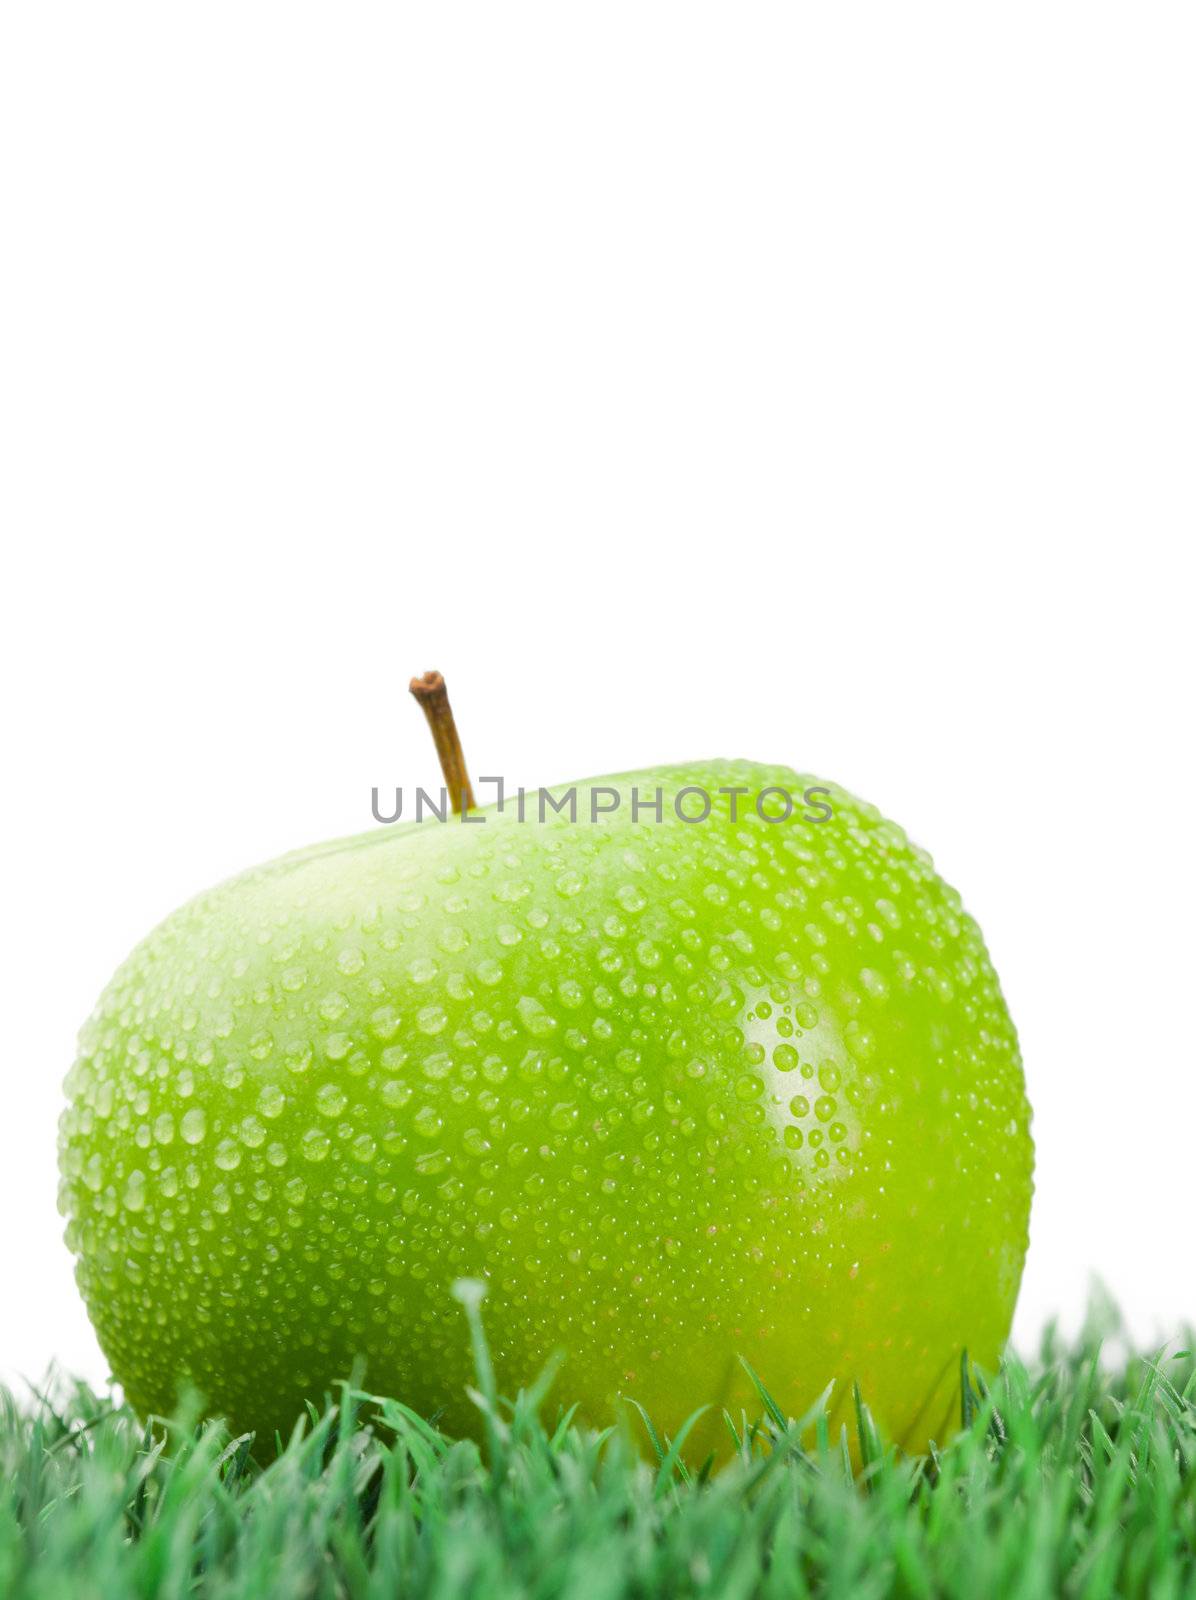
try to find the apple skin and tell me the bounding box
[59,761,1032,1454]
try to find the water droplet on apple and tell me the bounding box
[314,1083,347,1119]
[180,1108,206,1145]
[301,1129,331,1163]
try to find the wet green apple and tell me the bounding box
[59,760,1033,1453]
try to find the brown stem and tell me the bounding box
[409,670,476,813]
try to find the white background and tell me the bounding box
[2,4,1193,1393]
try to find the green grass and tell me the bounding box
[3,1292,1195,1599]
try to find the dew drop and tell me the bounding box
[414,1105,443,1139]
[259,1083,286,1119]
[301,1128,331,1163]
[284,1041,313,1075]
[214,1139,242,1171]
[549,1102,579,1133]
[320,991,349,1023]
[417,1004,448,1037]
[352,1133,377,1163]
[860,968,889,1000]
[316,1083,348,1118]
[180,1108,207,1145]
[517,996,557,1037]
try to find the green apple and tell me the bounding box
[59,756,1032,1455]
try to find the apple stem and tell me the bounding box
[409,671,476,814]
